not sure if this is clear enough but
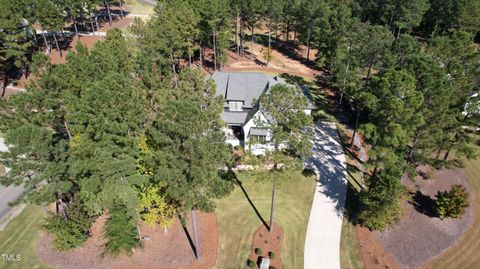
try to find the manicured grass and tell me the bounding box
[425,144,480,269]
[0,164,5,177]
[340,185,364,269]
[214,169,316,269]
[0,205,51,269]
[340,219,364,269]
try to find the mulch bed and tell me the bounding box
[248,222,283,269]
[37,211,219,269]
[355,225,402,269]
[356,166,474,269]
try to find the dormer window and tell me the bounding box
[229,101,243,111]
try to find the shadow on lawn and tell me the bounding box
[235,177,270,231]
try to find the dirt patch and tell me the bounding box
[49,35,106,65]
[223,48,320,80]
[98,17,133,32]
[248,222,283,269]
[37,212,218,269]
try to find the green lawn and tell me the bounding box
[425,144,480,269]
[214,169,316,269]
[340,186,364,269]
[0,205,51,269]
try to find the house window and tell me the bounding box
[250,135,267,144]
[229,101,243,111]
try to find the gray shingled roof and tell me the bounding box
[211,72,284,108]
[211,71,314,125]
[249,128,269,136]
[220,111,249,125]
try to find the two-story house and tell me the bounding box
[211,71,313,155]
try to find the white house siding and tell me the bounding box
[243,110,273,155]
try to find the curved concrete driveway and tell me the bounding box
[304,122,347,269]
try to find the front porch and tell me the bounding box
[225,125,244,147]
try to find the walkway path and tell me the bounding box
[304,121,347,269]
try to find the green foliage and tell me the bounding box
[247,259,256,268]
[255,247,263,255]
[435,184,469,219]
[358,167,404,231]
[104,202,140,256]
[44,198,93,250]
[257,84,313,161]
[139,184,176,228]
[268,251,275,259]
[143,68,234,214]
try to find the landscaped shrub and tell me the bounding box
[268,251,275,259]
[247,259,256,268]
[358,168,404,231]
[435,185,468,219]
[44,198,93,250]
[255,247,263,255]
[269,266,276,269]
[104,202,140,256]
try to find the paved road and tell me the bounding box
[0,137,27,229]
[137,0,157,6]
[304,121,347,269]
[0,185,25,220]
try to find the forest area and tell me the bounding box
[0,0,479,263]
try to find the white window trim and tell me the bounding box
[229,101,243,111]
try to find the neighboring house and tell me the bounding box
[211,71,313,155]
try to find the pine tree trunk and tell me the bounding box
[191,209,200,259]
[350,110,361,146]
[90,20,96,35]
[199,43,203,68]
[250,26,254,61]
[240,22,244,57]
[42,32,50,52]
[31,27,38,44]
[53,33,62,58]
[269,167,277,233]
[73,19,79,39]
[1,75,8,97]
[235,11,240,57]
[268,17,272,49]
[118,1,124,18]
[306,27,311,61]
[136,222,142,240]
[105,1,113,25]
[171,54,176,75]
[213,28,217,71]
[95,13,100,30]
[275,19,279,49]
[339,55,350,105]
[64,120,72,140]
[366,55,375,81]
